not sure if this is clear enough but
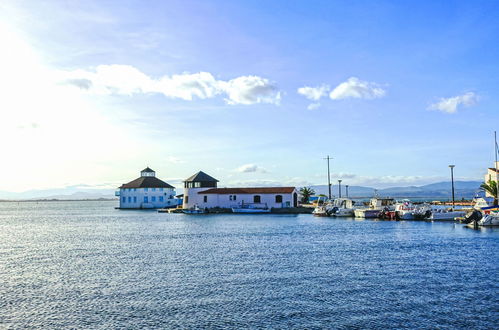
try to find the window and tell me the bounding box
[203,196,207,203]
[128,197,131,203]
[159,196,164,202]
[194,182,201,188]
[275,195,283,203]
[122,197,126,203]
[152,188,156,192]
[151,196,156,202]
[144,196,148,203]
[229,195,237,201]
[133,197,137,203]
[254,195,261,203]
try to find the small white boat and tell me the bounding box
[312,205,329,217]
[312,196,334,216]
[394,200,417,220]
[330,198,356,217]
[232,203,270,213]
[476,213,499,226]
[427,208,466,221]
[354,198,395,218]
[183,205,206,214]
[394,200,431,220]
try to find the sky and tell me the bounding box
[0,0,498,193]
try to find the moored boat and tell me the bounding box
[330,198,356,217]
[231,203,270,213]
[183,204,206,214]
[354,197,395,218]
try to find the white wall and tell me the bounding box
[184,188,297,209]
[119,187,176,209]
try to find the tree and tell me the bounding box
[299,187,315,203]
[480,180,498,206]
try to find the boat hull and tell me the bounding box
[354,209,380,218]
[232,208,271,214]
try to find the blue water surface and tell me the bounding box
[0,201,498,329]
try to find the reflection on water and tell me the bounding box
[0,201,498,328]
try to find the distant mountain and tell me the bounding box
[308,181,481,199]
[0,188,116,200]
[0,180,482,201]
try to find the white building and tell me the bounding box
[183,171,298,209]
[484,161,499,197]
[117,167,176,209]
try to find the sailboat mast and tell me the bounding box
[495,131,498,204]
[324,155,332,200]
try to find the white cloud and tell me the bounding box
[330,77,386,100]
[220,75,281,105]
[62,65,280,105]
[307,103,321,110]
[297,84,330,101]
[428,92,478,114]
[235,164,268,173]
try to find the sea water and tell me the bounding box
[0,201,498,328]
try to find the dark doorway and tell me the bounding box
[293,193,297,207]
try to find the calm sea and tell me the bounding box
[0,201,498,329]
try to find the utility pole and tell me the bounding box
[324,155,332,200]
[338,180,342,198]
[346,185,349,198]
[449,165,455,210]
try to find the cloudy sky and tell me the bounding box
[0,0,498,192]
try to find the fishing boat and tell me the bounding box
[354,198,395,218]
[231,203,271,213]
[426,208,466,221]
[312,196,333,216]
[330,198,356,217]
[463,211,499,227]
[393,200,431,220]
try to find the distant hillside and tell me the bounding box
[0,188,116,200]
[308,181,481,199]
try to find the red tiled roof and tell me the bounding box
[198,187,296,194]
[488,168,499,172]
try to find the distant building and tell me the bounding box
[484,161,499,198]
[117,167,176,209]
[183,171,298,209]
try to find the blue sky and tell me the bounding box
[0,0,498,192]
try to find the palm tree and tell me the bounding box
[299,187,315,203]
[480,180,498,205]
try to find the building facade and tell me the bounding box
[484,162,499,198]
[117,167,176,209]
[183,171,298,209]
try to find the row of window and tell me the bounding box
[197,195,283,203]
[121,196,169,203]
[122,188,171,192]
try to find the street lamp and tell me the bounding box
[338,180,342,198]
[449,165,455,210]
[346,185,349,198]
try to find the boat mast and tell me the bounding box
[495,131,498,204]
[324,155,332,200]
